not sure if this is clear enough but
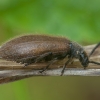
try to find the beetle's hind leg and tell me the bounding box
[16,56,36,67]
[16,52,52,67]
[39,52,69,73]
[35,52,52,63]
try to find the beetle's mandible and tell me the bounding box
[0,35,100,75]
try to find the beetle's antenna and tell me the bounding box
[89,42,100,57]
[88,42,100,65]
[89,61,100,65]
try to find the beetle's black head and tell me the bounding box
[79,51,89,68]
[72,48,89,68]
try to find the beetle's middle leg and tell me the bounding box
[39,53,68,73]
[39,57,58,73]
[35,52,52,63]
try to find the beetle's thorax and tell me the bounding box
[70,41,84,58]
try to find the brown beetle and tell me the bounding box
[0,35,100,75]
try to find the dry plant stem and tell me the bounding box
[0,44,99,84]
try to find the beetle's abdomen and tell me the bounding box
[0,35,70,61]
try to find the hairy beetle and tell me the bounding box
[0,35,100,75]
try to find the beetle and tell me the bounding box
[0,34,100,75]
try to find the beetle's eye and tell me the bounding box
[80,53,84,60]
[80,50,84,54]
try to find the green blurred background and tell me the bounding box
[0,0,100,100]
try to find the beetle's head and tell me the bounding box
[73,48,89,68]
[78,50,89,68]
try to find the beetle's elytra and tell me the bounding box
[0,35,100,75]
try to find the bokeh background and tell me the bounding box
[0,0,100,100]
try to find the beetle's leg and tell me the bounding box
[61,57,72,76]
[24,63,30,67]
[70,59,74,64]
[24,52,52,67]
[35,52,52,63]
[60,43,76,75]
[16,56,36,66]
[60,43,75,76]
[39,58,58,73]
[16,52,52,67]
[23,57,36,67]
[39,52,69,73]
